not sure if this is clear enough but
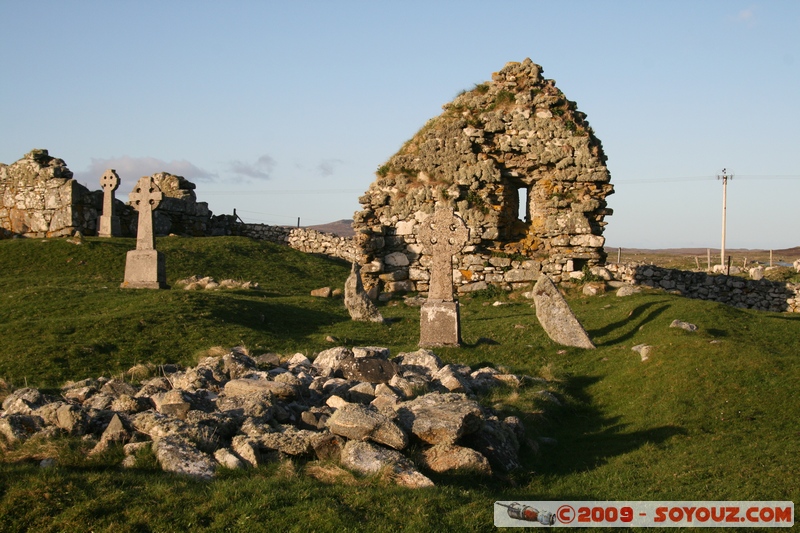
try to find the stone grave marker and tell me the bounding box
[344,262,384,322]
[121,176,167,289]
[418,205,469,347]
[98,169,121,237]
[532,275,594,349]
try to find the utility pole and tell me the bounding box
[717,168,733,271]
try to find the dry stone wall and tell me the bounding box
[0,149,101,238]
[607,263,800,313]
[237,223,358,263]
[353,59,614,295]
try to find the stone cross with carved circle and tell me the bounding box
[100,169,120,217]
[129,176,163,251]
[418,205,469,301]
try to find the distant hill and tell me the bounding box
[305,219,355,237]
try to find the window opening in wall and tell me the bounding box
[518,186,530,223]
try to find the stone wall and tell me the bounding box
[0,151,233,239]
[606,263,800,313]
[352,59,614,295]
[236,223,358,263]
[0,149,101,238]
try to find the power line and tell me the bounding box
[200,189,363,195]
[614,174,800,184]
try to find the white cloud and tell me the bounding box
[735,6,757,25]
[228,154,276,180]
[317,158,344,177]
[74,156,217,191]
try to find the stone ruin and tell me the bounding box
[0,346,552,486]
[0,149,231,239]
[353,59,614,295]
[0,149,100,238]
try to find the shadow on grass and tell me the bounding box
[205,296,351,345]
[530,374,686,479]
[589,301,671,346]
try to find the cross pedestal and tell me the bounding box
[98,169,121,237]
[121,176,168,289]
[418,205,469,347]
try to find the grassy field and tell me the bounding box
[0,236,798,531]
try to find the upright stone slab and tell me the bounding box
[344,262,384,322]
[121,176,167,289]
[98,169,121,237]
[418,206,469,347]
[532,275,595,349]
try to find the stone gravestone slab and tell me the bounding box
[532,275,595,349]
[98,169,121,237]
[121,176,167,289]
[418,206,469,347]
[344,262,384,322]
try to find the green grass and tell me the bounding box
[1,236,799,531]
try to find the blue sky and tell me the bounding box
[1,1,798,249]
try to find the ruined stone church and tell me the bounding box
[352,59,614,294]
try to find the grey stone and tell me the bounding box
[214,447,247,470]
[312,432,346,461]
[153,435,215,480]
[670,319,697,332]
[396,392,483,445]
[616,285,640,297]
[352,346,391,359]
[326,403,408,450]
[100,379,138,398]
[224,377,296,399]
[312,347,353,374]
[419,301,462,347]
[259,426,319,456]
[55,404,89,435]
[394,349,443,377]
[2,388,50,415]
[462,416,521,473]
[151,390,192,419]
[532,275,595,349]
[346,381,377,404]
[222,350,258,379]
[311,287,332,298]
[420,444,492,475]
[339,440,434,489]
[632,343,653,361]
[216,392,275,421]
[338,356,397,384]
[344,262,384,323]
[0,414,44,443]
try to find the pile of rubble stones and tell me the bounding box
[0,347,552,487]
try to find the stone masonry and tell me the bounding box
[353,59,614,296]
[0,149,101,238]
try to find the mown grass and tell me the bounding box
[0,236,798,531]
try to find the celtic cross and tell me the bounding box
[129,176,163,250]
[418,205,469,301]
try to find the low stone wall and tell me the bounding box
[606,263,800,313]
[236,223,358,263]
